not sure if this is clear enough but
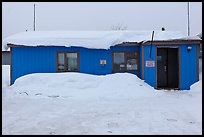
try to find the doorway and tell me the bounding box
[157,47,179,89]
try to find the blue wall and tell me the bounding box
[143,45,157,88]
[142,44,199,90]
[179,44,198,90]
[11,45,140,84]
[11,43,199,90]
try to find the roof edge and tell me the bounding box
[141,39,201,45]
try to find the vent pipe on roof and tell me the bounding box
[149,31,154,58]
[162,27,165,31]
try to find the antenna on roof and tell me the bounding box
[33,4,36,31]
[187,2,190,36]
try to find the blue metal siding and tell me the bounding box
[180,44,198,90]
[11,44,198,90]
[142,44,198,90]
[143,45,157,88]
[11,46,141,84]
[79,48,112,75]
[12,47,57,84]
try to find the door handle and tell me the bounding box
[164,66,167,72]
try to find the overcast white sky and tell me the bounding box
[2,2,202,39]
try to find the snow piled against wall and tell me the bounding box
[3,30,200,50]
[9,72,158,99]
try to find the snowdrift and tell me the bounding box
[10,72,160,99]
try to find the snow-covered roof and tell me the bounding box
[2,46,10,51]
[197,33,202,39]
[2,30,201,50]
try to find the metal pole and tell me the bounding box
[187,2,190,36]
[150,31,154,58]
[34,4,36,31]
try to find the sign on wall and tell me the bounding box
[100,60,106,65]
[146,61,155,67]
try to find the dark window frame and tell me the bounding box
[56,52,80,72]
[112,51,140,72]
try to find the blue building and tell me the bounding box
[5,31,201,90]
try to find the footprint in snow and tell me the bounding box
[35,93,42,96]
[49,131,56,135]
[167,118,177,122]
[48,95,59,98]
[19,92,29,95]
[107,122,119,128]
[107,131,112,133]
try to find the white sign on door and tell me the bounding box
[146,61,155,67]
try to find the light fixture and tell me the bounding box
[187,46,192,52]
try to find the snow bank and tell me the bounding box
[2,66,202,135]
[3,30,199,50]
[190,80,202,94]
[9,72,159,99]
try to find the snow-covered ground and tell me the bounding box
[2,60,202,135]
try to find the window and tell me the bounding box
[57,53,65,71]
[66,53,78,71]
[57,52,79,72]
[113,51,139,72]
[113,52,125,71]
[126,52,139,71]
